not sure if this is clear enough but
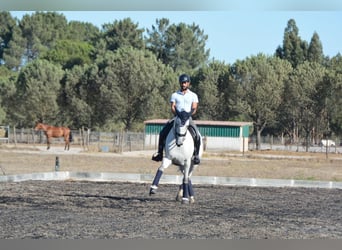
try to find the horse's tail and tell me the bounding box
[69,131,73,142]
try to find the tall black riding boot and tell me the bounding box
[152,120,174,162]
[152,144,164,162]
[193,138,201,164]
[188,126,201,164]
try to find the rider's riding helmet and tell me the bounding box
[179,74,190,83]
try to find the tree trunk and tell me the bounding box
[256,128,262,150]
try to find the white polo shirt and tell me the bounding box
[170,89,199,113]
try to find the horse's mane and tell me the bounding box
[176,110,192,125]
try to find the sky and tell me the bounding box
[10,11,342,64]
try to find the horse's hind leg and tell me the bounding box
[176,185,183,201]
[64,134,70,150]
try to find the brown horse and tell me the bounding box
[34,123,72,150]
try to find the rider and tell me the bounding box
[152,73,201,164]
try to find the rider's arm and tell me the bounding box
[172,101,197,116]
[191,102,198,115]
[171,102,177,115]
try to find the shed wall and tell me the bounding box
[144,122,251,152]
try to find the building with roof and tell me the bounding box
[144,119,253,152]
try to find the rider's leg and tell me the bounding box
[152,119,174,161]
[188,120,201,164]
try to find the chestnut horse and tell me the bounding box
[34,123,72,150]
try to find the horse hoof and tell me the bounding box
[175,195,181,202]
[181,198,189,204]
[149,187,157,195]
[175,190,183,201]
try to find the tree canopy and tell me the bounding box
[0,11,341,147]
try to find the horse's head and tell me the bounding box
[34,122,44,131]
[174,110,191,146]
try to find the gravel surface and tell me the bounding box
[1,180,342,239]
[1,144,342,239]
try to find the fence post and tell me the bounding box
[80,127,83,148]
[13,126,17,146]
[55,156,60,171]
[143,131,145,150]
[32,128,35,145]
[128,133,132,152]
[119,130,124,153]
[87,128,90,149]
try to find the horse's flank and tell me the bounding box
[34,122,72,150]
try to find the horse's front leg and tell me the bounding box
[149,158,172,195]
[181,159,192,204]
[47,137,50,150]
[188,166,195,203]
[64,140,69,150]
[177,165,195,203]
[176,180,195,203]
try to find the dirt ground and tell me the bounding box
[1,143,342,239]
[1,180,342,239]
[0,143,342,181]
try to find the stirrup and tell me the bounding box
[152,152,163,162]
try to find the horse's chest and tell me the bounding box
[167,134,193,155]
